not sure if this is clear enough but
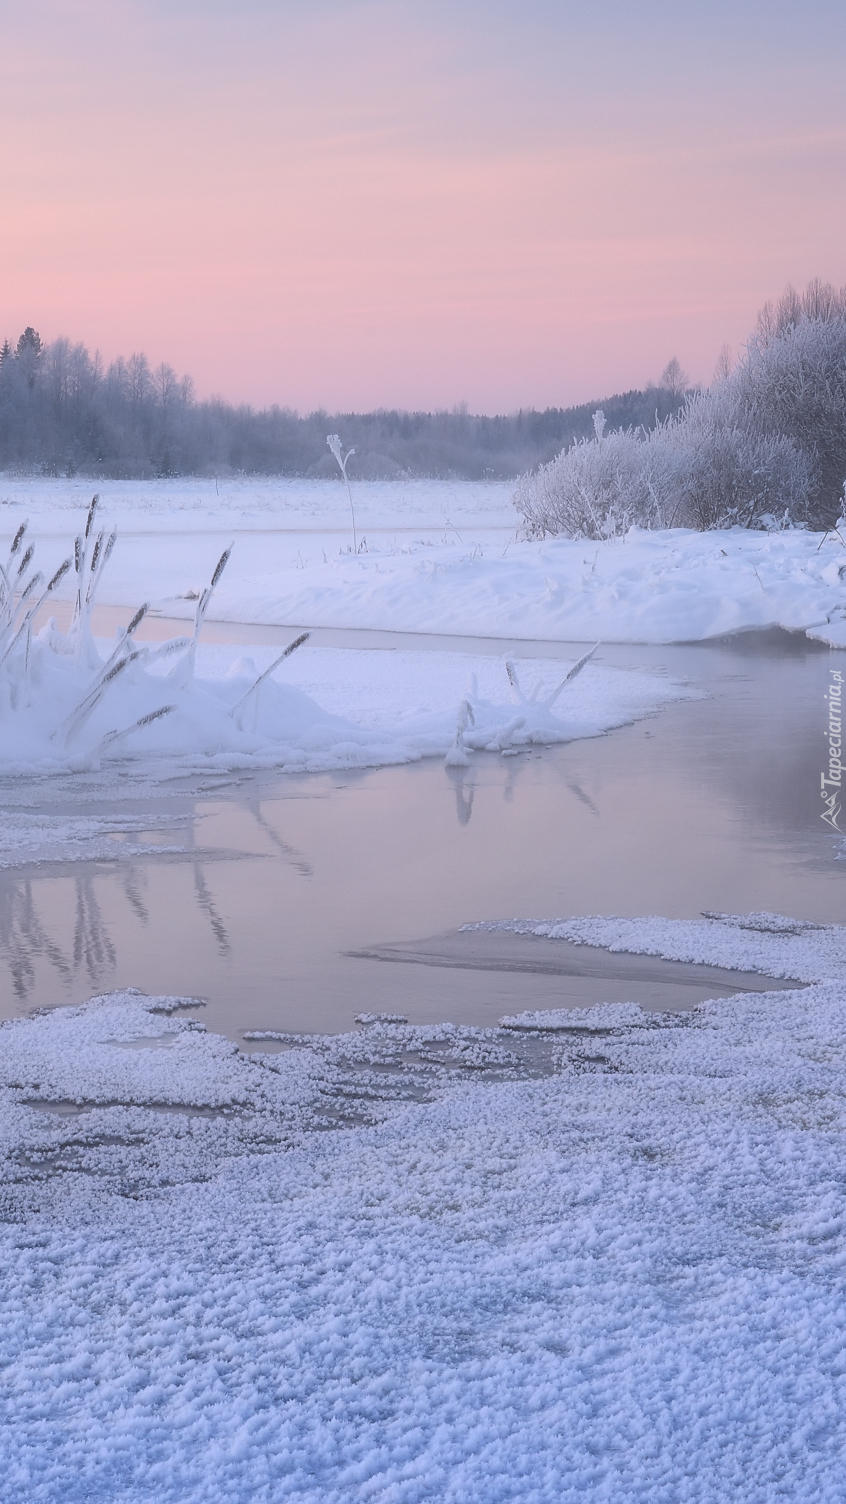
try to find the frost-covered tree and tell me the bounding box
[516,280,846,536]
[16,326,43,389]
[733,303,846,524]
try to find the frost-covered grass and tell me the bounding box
[0,503,686,777]
[1,912,845,1501]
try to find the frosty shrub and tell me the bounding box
[514,415,682,539]
[517,279,846,536]
[733,304,846,526]
[665,389,812,531]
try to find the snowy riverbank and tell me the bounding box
[1,486,694,778]
[6,478,846,647]
[1,912,845,1501]
[185,524,846,647]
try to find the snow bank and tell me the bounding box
[0,623,683,779]
[1,912,846,1500]
[102,526,846,648]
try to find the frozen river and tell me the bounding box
[0,627,840,1036]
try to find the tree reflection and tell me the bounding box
[192,864,231,957]
[0,878,73,1001]
[72,875,117,985]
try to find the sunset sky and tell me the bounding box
[2,0,845,412]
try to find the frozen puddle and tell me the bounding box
[349,928,802,1010]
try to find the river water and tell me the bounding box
[0,629,842,1037]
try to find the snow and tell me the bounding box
[0,475,516,533]
[467,911,846,984]
[203,525,846,647]
[1,913,845,1500]
[0,811,190,869]
[0,622,684,782]
[7,479,846,646]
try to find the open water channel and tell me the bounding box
[0,625,842,1038]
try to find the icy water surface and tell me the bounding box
[0,633,842,1037]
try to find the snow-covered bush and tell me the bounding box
[517,280,846,536]
[515,415,683,539]
[663,388,812,531]
[733,306,846,525]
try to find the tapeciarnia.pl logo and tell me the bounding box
[821,669,843,831]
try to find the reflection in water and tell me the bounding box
[0,857,239,1003]
[121,868,150,926]
[247,800,312,877]
[193,864,231,957]
[565,779,600,819]
[0,879,72,1000]
[448,768,475,826]
[448,759,601,827]
[73,876,117,985]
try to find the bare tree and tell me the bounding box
[660,357,689,398]
[713,344,733,382]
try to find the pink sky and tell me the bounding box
[1,0,845,412]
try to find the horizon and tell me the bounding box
[2,1,845,412]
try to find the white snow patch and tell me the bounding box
[0,627,687,785]
[1,914,846,1499]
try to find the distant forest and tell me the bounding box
[0,328,686,480]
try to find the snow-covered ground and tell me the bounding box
[6,476,846,646]
[0,475,516,533]
[182,524,846,647]
[1,913,845,1501]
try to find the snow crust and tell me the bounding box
[467,912,846,984]
[1,914,845,1500]
[0,811,189,869]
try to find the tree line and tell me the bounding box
[0,327,685,480]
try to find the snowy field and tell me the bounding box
[5,475,846,645]
[1,913,846,1501]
